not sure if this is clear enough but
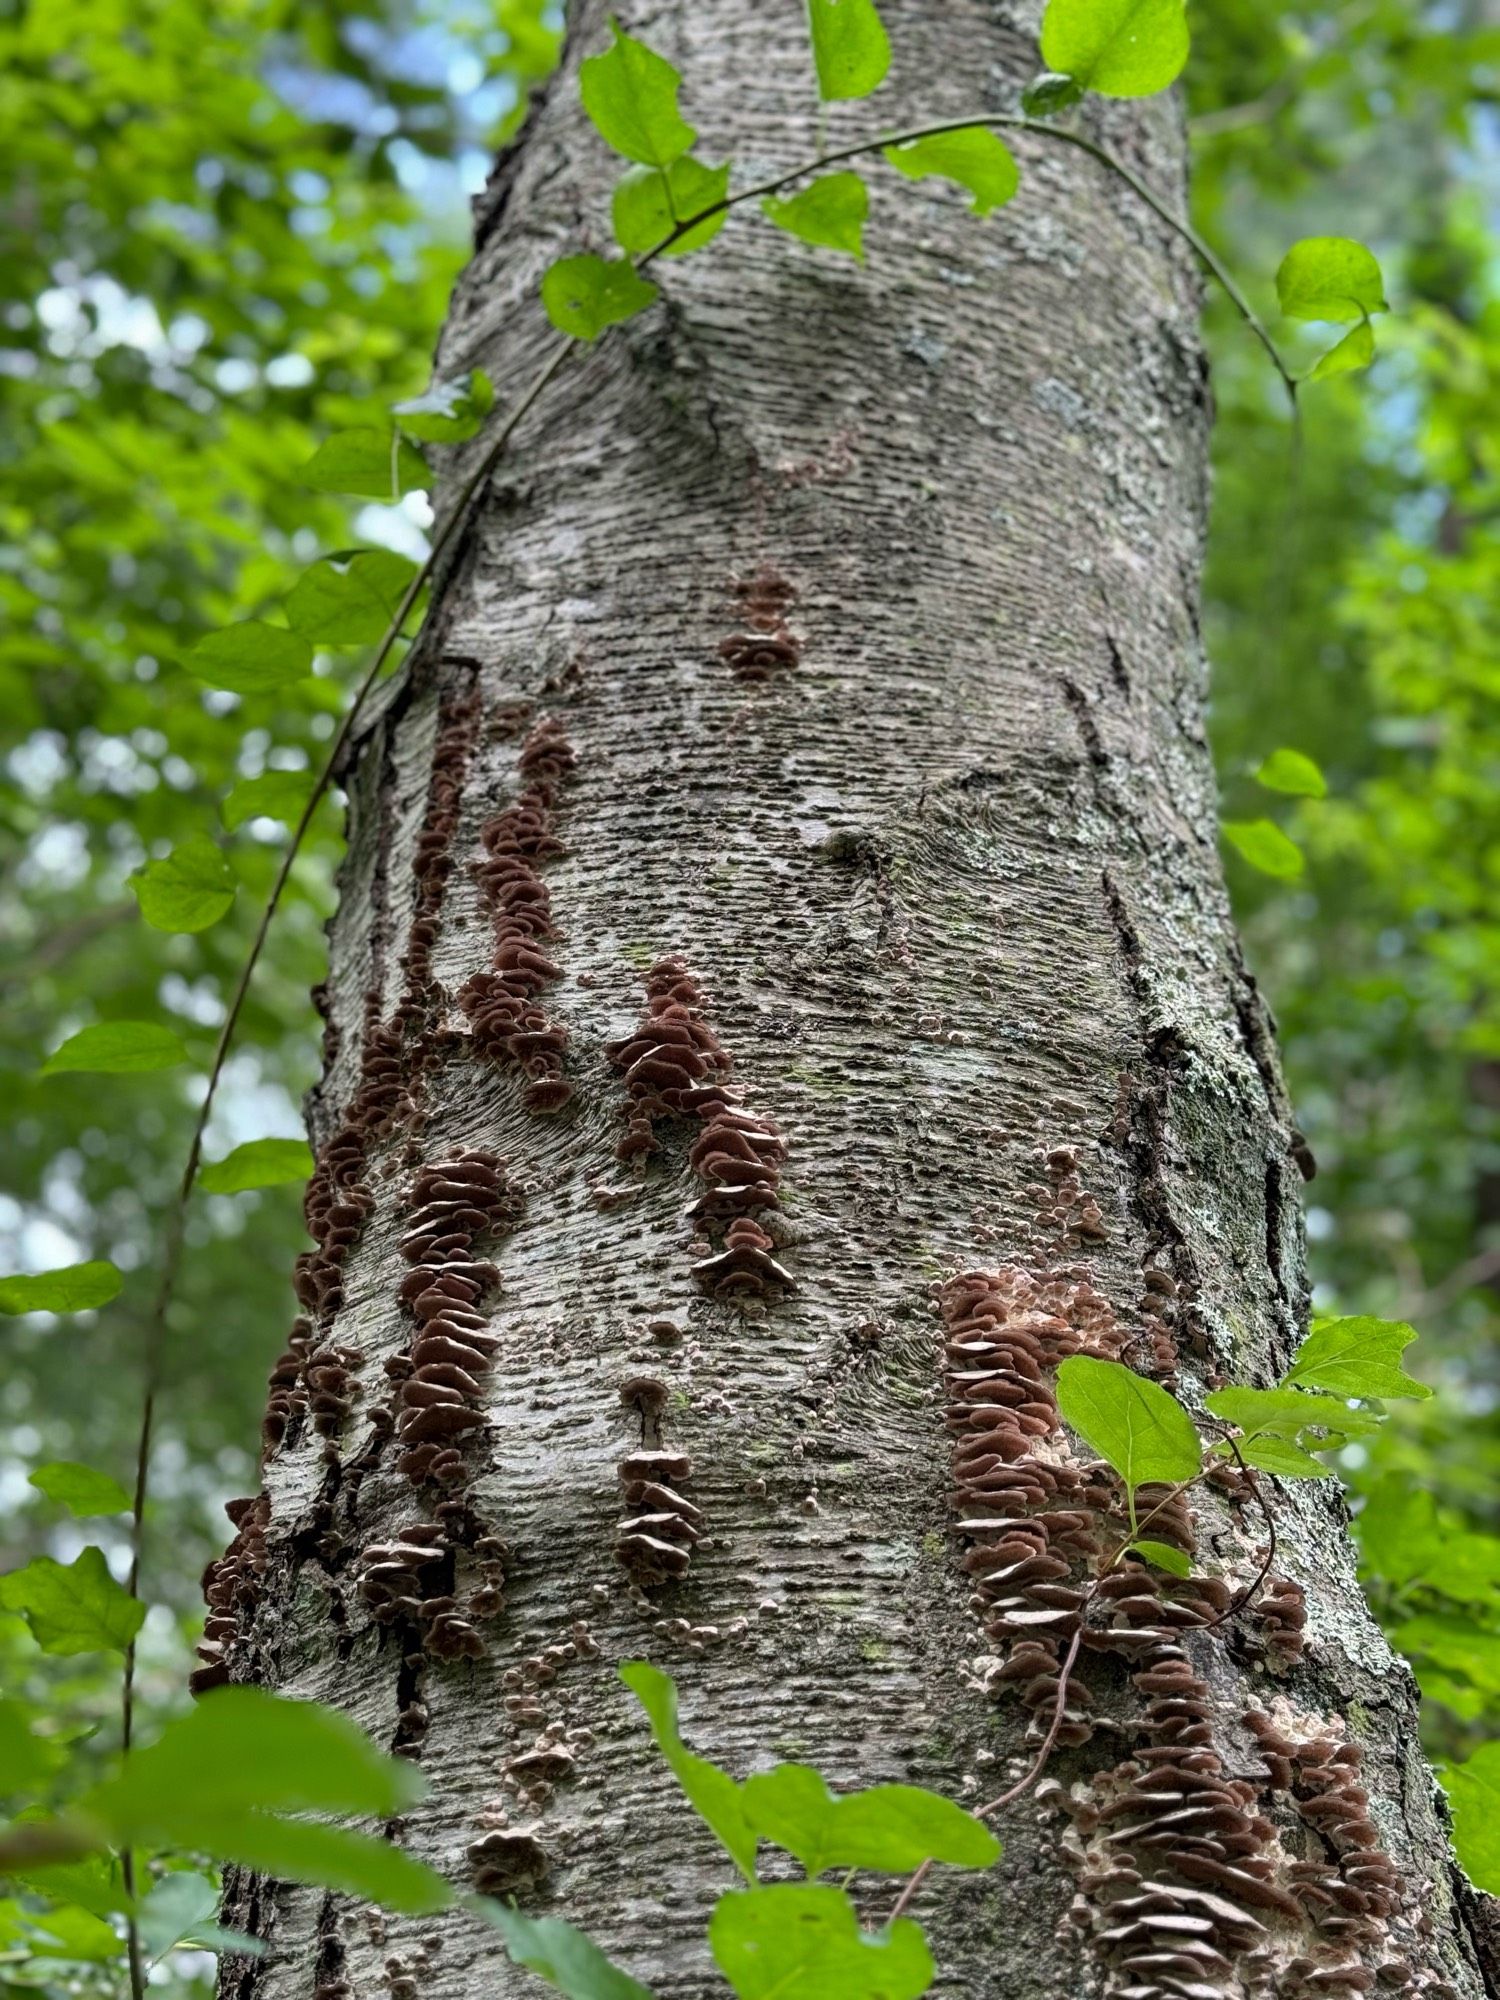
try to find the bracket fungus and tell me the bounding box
[717,562,801,681]
[457,714,576,1112]
[606,956,793,1299]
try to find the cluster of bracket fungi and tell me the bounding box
[456,713,576,1112]
[717,561,801,681]
[607,954,792,1301]
[939,1248,1438,2000]
[385,1148,515,1486]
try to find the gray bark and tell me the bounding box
[212,3,1497,1998]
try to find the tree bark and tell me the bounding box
[213,3,1497,1997]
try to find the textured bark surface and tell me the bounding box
[212,3,1497,1998]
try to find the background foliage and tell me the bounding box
[0,0,1496,1989]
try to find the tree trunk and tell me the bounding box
[213,3,1497,1997]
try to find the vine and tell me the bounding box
[0,0,1449,1996]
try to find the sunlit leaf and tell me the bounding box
[882,129,1018,215]
[0,1262,122,1315]
[185,621,312,694]
[1276,238,1388,323]
[611,159,730,257]
[1284,1315,1430,1401]
[1254,747,1327,797]
[806,0,890,101]
[1222,818,1305,880]
[474,1901,656,1999]
[0,1548,144,1655]
[740,1764,999,1876]
[710,1884,933,2000]
[28,1463,131,1515]
[762,174,868,260]
[300,429,429,500]
[619,1662,756,1879]
[199,1138,314,1195]
[41,1021,189,1077]
[23,1902,122,1963]
[1205,1383,1382,1448]
[131,833,236,934]
[580,21,694,166]
[541,255,659,340]
[1309,321,1377,381]
[1039,0,1189,96]
[1055,1355,1202,1490]
[1127,1540,1191,1576]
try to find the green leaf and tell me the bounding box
[23,1902,123,1963]
[0,1262,122,1315]
[41,1021,189,1077]
[611,158,731,257]
[131,833,236,934]
[12,1855,126,1920]
[147,1814,449,1915]
[618,1662,757,1879]
[89,1687,425,1831]
[222,771,314,831]
[1055,1355,1202,1490]
[1275,238,1388,323]
[0,1548,144,1655]
[1020,71,1086,116]
[1236,1434,1332,1479]
[1284,1315,1431,1401]
[283,549,420,646]
[1395,1615,1500,1706]
[1204,1384,1383,1452]
[28,1463,131,1515]
[1442,1743,1500,1892]
[580,20,694,166]
[139,1873,265,1960]
[882,129,1018,215]
[1222,818,1305,880]
[185,621,313,695]
[806,0,891,101]
[1255,747,1327,797]
[762,174,868,260]
[474,1901,657,2000]
[199,1138,314,1195]
[741,1765,998,1876]
[299,429,429,500]
[1039,0,1189,97]
[82,1690,447,1915]
[710,1885,933,2000]
[1309,321,1377,381]
[393,370,495,445]
[1128,1539,1191,1577]
[0,1699,67,1794]
[541,255,660,340]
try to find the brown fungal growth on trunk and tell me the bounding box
[392,1149,514,1486]
[717,562,801,681]
[190,1493,269,1695]
[614,1446,700,1586]
[939,1262,1127,1746]
[456,714,576,1112]
[606,955,793,1299]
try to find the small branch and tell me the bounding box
[645,113,1297,406]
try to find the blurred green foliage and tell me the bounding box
[0,0,1497,1987]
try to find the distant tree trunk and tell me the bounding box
[213,2,1497,1996]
